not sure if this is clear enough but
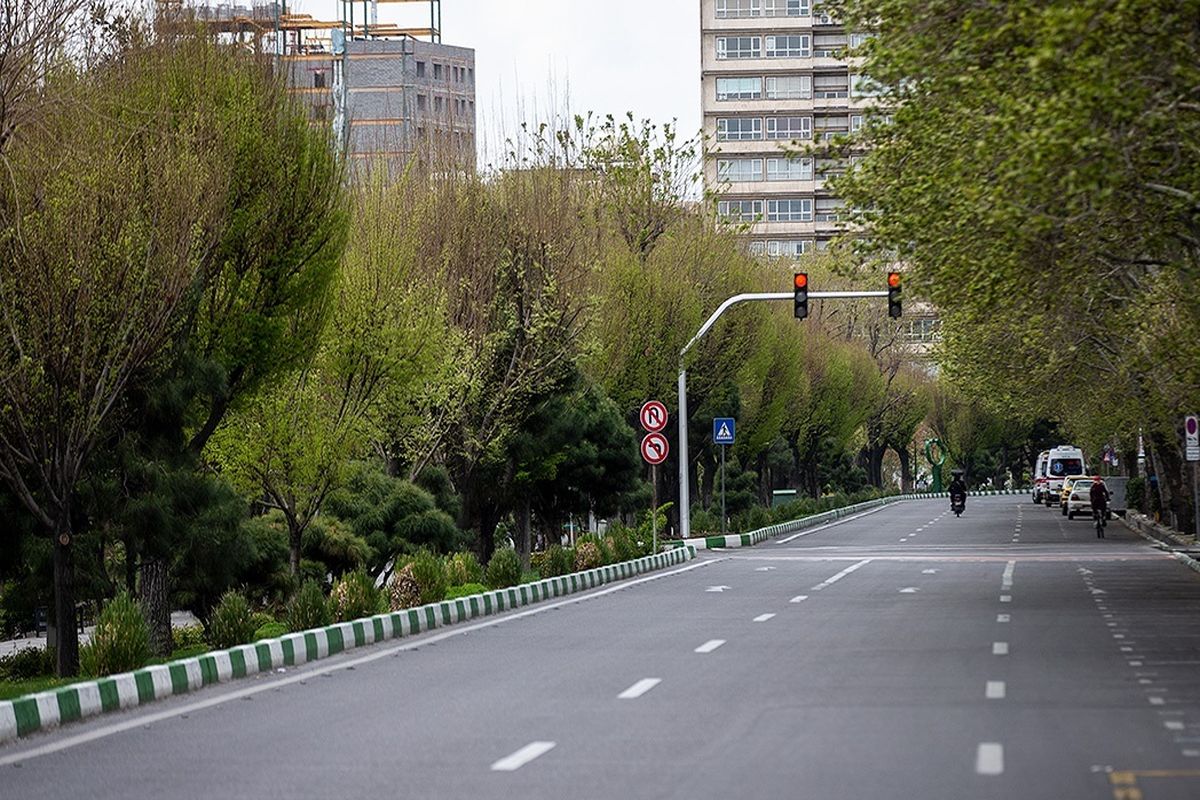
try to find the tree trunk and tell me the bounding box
[52,522,79,677]
[288,520,302,579]
[517,498,531,570]
[139,557,172,658]
[897,446,913,492]
[123,531,137,594]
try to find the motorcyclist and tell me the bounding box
[1089,475,1110,538]
[949,470,967,511]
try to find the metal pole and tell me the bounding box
[677,367,689,540]
[1193,462,1199,539]
[651,464,658,554]
[720,444,726,535]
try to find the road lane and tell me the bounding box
[4,496,1200,799]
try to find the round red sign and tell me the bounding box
[641,432,669,465]
[640,400,668,433]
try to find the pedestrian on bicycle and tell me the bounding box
[1089,476,1110,538]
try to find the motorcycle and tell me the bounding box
[950,491,966,517]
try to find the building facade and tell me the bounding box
[699,0,871,256]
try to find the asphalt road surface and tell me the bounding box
[4,496,1200,799]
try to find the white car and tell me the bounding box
[1067,480,1107,520]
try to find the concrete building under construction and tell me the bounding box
[166,1,476,169]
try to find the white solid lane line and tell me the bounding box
[986,681,1006,699]
[976,743,1005,776]
[776,505,893,543]
[618,678,662,699]
[753,613,776,622]
[695,639,726,653]
[993,642,1009,656]
[492,741,556,771]
[789,595,809,603]
[811,559,872,591]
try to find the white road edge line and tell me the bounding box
[811,559,872,591]
[0,558,719,767]
[491,741,557,771]
[618,678,662,700]
[694,639,726,654]
[753,613,776,622]
[777,505,894,544]
[986,681,1006,699]
[976,743,1004,775]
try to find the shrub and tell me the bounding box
[209,591,256,650]
[388,564,421,610]
[574,540,602,571]
[1126,476,1145,513]
[445,583,488,600]
[79,591,150,677]
[254,622,288,640]
[172,624,206,651]
[409,549,447,605]
[250,611,275,631]
[533,545,574,577]
[329,570,381,623]
[608,527,640,562]
[286,579,332,632]
[602,535,619,565]
[485,548,522,589]
[444,551,483,587]
[0,646,53,681]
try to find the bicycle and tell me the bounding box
[1093,506,1108,538]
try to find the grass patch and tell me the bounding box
[0,676,74,701]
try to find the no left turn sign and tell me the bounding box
[641,432,669,465]
[640,400,668,433]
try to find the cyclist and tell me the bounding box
[1089,475,1110,538]
[948,470,968,515]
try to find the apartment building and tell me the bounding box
[700,0,873,257]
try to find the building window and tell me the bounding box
[767,198,813,222]
[434,63,443,79]
[814,197,843,222]
[718,199,763,222]
[766,156,813,181]
[813,34,847,57]
[766,239,812,257]
[417,94,428,111]
[765,35,810,58]
[468,68,474,83]
[716,76,763,100]
[815,157,847,179]
[849,32,870,49]
[313,71,326,89]
[716,36,761,60]
[850,114,864,132]
[717,158,764,182]
[765,75,812,99]
[416,61,426,77]
[717,117,763,141]
[850,74,883,97]
[434,96,444,112]
[748,240,767,256]
[766,116,812,140]
[813,73,849,98]
[717,0,809,16]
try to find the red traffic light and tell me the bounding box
[794,272,808,289]
[887,271,901,288]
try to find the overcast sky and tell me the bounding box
[290,0,702,156]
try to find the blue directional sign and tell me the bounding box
[713,417,736,445]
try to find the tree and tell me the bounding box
[0,41,222,674]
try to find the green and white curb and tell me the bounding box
[666,489,1032,551]
[0,546,695,745]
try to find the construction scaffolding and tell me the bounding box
[162,1,472,169]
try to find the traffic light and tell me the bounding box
[793,272,809,319]
[887,271,902,318]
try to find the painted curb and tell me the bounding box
[667,489,1032,551]
[1122,512,1200,575]
[0,547,696,746]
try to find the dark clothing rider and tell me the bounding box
[1089,478,1110,512]
[949,477,967,498]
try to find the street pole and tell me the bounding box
[1193,462,1199,540]
[677,290,889,540]
[720,444,727,536]
[651,464,658,554]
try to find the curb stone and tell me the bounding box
[1122,512,1200,575]
[0,546,696,745]
[666,489,1032,551]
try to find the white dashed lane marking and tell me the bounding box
[811,559,872,591]
[993,642,1009,656]
[986,681,1006,700]
[694,640,725,654]
[753,613,776,623]
[618,678,661,700]
[976,743,1004,775]
[492,741,556,772]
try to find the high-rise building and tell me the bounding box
[699,0,871,257]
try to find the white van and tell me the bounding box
[1043,445,1087,506]
[1032,450,1049,504]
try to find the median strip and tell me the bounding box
[0,547,696,746]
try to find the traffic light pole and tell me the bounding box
[677,290,889,541]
